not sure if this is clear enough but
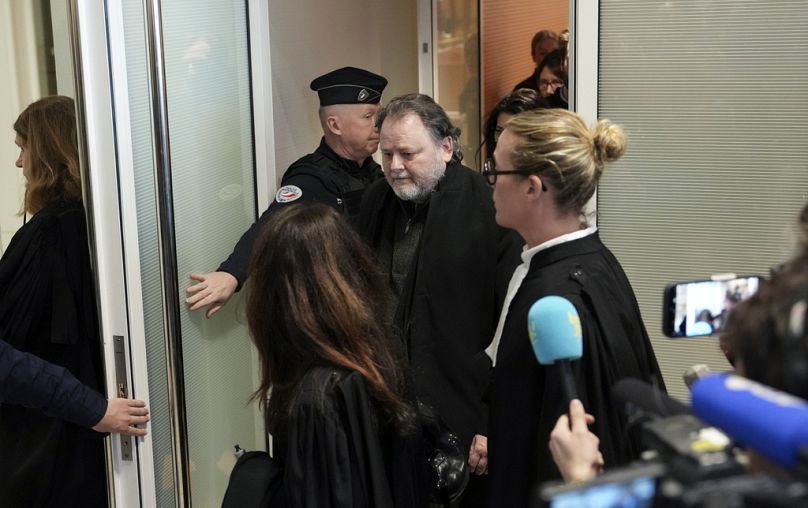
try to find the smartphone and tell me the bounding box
[662,275,762,338]
[537,462,665,508]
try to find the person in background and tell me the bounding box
[483,108,663,506]
[482,88,546,161]
[247,204,427,507]
[724,232,808,406]
[0,96,107,507]
[513,29,560,93]
[544,29,570,109]
[720,205,808,365]
[186,66,387,318]
[360,93,522,507]
[536,50,565,99]
[0,337,149,435]
[692,309,716,335]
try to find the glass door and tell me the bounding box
[418,0,481,169]
[71,1,273,505]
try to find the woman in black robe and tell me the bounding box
[482,109,665,506]
[0,96,107,506]
[246,204,428,507]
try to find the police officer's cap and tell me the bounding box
[310,67,388,106]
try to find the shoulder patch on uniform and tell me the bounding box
[275,185,303,203]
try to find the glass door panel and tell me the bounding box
[434,0,481,169]
[99,0,264,505]
[161,1,263,506]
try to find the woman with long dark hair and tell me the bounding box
[247,204,427,507]
[0,96,106,506]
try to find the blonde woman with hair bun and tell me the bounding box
[482,108,664,506]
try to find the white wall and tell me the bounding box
[50,0,74,97]
[268,0,419,185]
[0,0,40,254]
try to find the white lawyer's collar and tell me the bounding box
[520,226,598,265]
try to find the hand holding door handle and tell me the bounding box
[92,398,150,436]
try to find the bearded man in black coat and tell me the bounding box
[359,93,521,506]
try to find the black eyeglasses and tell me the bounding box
[539,79,564,90]
[482,159,547,191]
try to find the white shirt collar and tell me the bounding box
[485,226,598,365]
[520,226,598,264]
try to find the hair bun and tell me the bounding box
[592,119,626,167]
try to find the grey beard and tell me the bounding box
[389,169,445,203]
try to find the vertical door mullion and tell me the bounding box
[141,0,192,504]
[69,0,145,506]
[417,0,435,96]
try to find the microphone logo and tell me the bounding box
[723,375,807,409]
[528,304,582,345]
[568,311,581,338]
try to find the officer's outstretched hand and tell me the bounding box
[549,399,604,483]
[93,398,149,436]
[186,272,238,318]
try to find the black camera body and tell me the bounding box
[534,412,808,507]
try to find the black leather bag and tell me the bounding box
[418,403,470,506]
[221,449,283,508]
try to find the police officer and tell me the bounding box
[186,67,388,317]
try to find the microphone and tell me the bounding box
[528,295,583,405]
[612,378,741,482]
[612,378,690,420]
[692,373,808,470]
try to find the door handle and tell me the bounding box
[113,335,134,461]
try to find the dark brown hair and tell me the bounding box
[483,88,546,159]
[247,204,415,432]
[725,251,808,399]
[530,29,559,57]
[14,96,82,214]
[377,93,463,163]
[537,49,565,85]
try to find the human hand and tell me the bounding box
[92,398,149,436]
[549,399,604,483]
[185,272,238,318]
[467,433,489,475]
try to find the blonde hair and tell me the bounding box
[506,108,626,214]
[13,96,82,214]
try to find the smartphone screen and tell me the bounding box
[548,476,656,508]
[662,276,762,338]
[539,463,664,508]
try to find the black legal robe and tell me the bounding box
[0,200,107,507]
[487,232,664,508]
[271,368,428,507]
[359,162,522,450]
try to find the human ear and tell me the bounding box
[440,136,453,163]
[527,174,544,196]
[326,115,341,135]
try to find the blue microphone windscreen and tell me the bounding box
[528,295,583,365]
[692,373,808,469]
